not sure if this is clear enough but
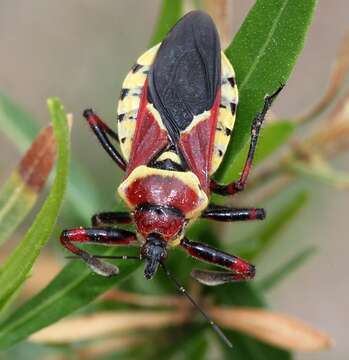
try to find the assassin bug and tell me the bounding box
[61,11,283,348]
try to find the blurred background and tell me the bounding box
[0,1,348,359]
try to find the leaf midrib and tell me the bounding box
[0,268,92,338]
[240,0,289,91]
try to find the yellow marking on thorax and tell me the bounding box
[181,110,211,134]
[117,166,208,219]
[157,151,181,164]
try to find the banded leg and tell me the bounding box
[210,85,284,196]
[202,204,265,222]
[83,109,127,171]
[91,211,133,227]
[61,227,138,276]
[180,238,255,286]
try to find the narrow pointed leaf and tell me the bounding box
[289,159,349,189]
[256,246,316,292]
[0,126,56,245]
[215,283,291,359]
[211,307,333,352]
[29,310,187,344]
[0,98,69,310]
[227,121,296,180]
[0,247,141,349]
[234,191,308,260]
[216,0,317,182]
[0,92,100,221]
[74,336,145,360]
[149,0,183,46]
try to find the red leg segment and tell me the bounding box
[60,227,138,276]
[210,85,284,196]
[180,237,255,286]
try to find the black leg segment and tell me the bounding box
[180,238,255,286]
[83,109,127,171]
[61,227,138,276]
[202,204,265,222]
[91,211,133,226]
[210,85,284,196]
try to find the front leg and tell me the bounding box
[210,85,284,196]
[83,109,127,171]
[61,227,137,276]
[91,211,133,226]
[202,204,265,222]
[180,238,255,286]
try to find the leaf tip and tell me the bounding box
[47,97,64,115]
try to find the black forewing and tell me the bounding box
[148,11,221,143]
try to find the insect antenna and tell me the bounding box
[160,262,233,349]
[66,255,141,260]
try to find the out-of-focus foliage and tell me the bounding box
[0,93,100,221]
[0,99,69,311]
[0,125,56,245]
[2,0,347,358]
[149,0,183,46]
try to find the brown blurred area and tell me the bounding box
[0,1,348,359]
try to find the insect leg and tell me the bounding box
[91,211,133,226]
[180,237,255,286]
[83,109,127,171]
[210,85,284,196]
[60,227,138,276]
[201,204,265,222]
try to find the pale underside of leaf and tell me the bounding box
[210,307,333,352]
[30,307,333,353]
[76,336,145,360]
[29,311,187,343]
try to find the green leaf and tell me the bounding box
[0,92,100,221]
[0,247,141,349]
[0,99,70,311]
[174,331,208,360]
[216,0,317,182]
[227,121,295,180]
[149,0,183,46]
[0,126,56,246]
[256,246,316,292]
[233,191,308,260]
[215,283,292,359]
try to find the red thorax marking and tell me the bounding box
[124,174,202,215]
